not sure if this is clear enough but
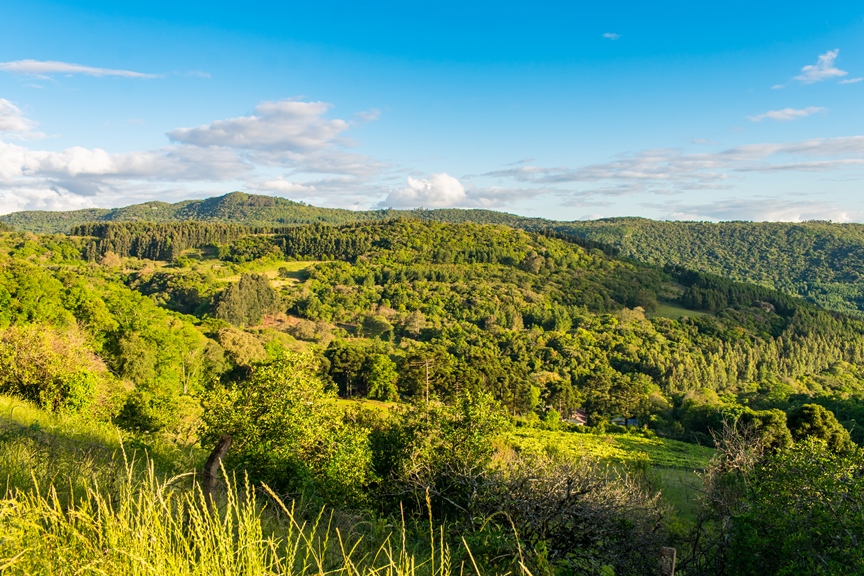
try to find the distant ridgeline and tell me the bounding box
[2,191,540,234]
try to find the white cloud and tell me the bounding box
[255,177,317,194]
[747,106,826,122]
[0,60,158,79]
[168,99,349,152]
[0,97,386,213]
[657,198,862,222]
[379,173,466,208]
[482,136,864,200]
[840,77,863,85]
[0,99,39,136]
[794,49,848,84]
[0,185,97,214]
[602,33,620,40]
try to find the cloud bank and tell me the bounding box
[0,98,386,214]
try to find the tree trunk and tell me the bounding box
[201,434,232,504]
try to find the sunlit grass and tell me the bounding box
[648,302,711,320]
[506,427,713,470]
[0,460,460,576]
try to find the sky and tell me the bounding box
[1,1,864,221]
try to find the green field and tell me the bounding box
[505,428,713,519]
[507,427,714,470]
[648,302,711,320]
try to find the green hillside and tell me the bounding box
[3,212,864,574]
[9,192,864,317]
[0,191,539,234]
[554,218,864,315]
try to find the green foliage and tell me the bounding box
[202,351,376,506]
[366,354,399,401]
[215,273,280,326]
[374,392,510,517]
[693,430,864,575]
[737,408,792,451]
[555,218,864,315]
[787,403,852,452]
[0,324,123,415]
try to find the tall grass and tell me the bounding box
[0,458,466,576]
[0,395,476,575]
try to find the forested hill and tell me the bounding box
[4,217,864,573]
[9,191,864,315]
[554,219,864,315]
[0,191,540,233]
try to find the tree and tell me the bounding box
[362,314,393,339]
[403,310,426,337]
[215,273,280,326]
[366,354,399,401]
[0,324,117,413]
[788,403,852,453]
[737,408,792,451]
[202,351,376,507]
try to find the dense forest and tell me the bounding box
[9,192,864,319]
[555,218,864,315]
[1,216,863,574]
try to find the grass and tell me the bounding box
[335,398,397,414]
[507,428,714,470]
[653,467,704,521]
[505,427,714,521]
[0,396,489,576]
[218,260,318,286]
[0,460,461,576]
[648,302,711,320]
[0,395,205,500]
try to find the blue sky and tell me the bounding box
[1,1,864,221]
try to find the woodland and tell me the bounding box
[0,200,863,575]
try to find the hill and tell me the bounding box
[9,191,864,316]
[3,218,864,574]
[0,191,539,234]
[554,218,864,315]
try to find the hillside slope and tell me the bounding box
[0,191,540,233]
[7,192,864,315]
[554,219,864,314]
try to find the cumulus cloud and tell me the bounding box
[0,99,40,136]
[0,185,98,214]
[602,33,620,40]
[0,140,249,182]
[747,106,826,122]
[840,77,863,85]
[0,97,387,214]
[0,60,158,79]
[378,173,466,208]
[255,177,317,194]
[794,49,848,84]
[168,100,349,152]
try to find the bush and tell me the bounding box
[0,324,123,415]
[202,350,376,507]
